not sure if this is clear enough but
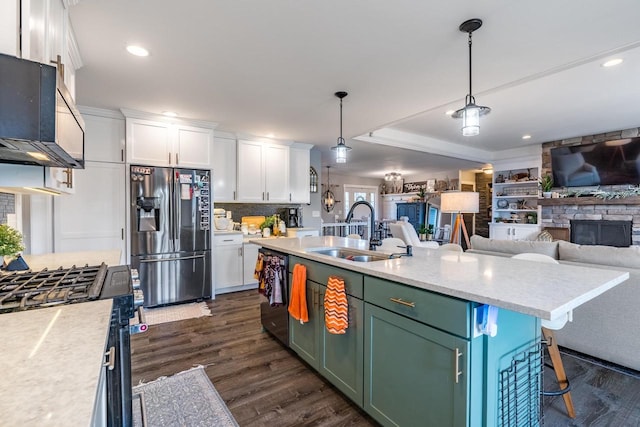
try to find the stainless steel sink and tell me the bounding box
[308,247,389,262]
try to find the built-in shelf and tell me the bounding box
[495,195,539,199]
[495,209,538,213]
[493,180,539,186]
[538,196,640,206]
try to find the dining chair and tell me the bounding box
[388,222,438,248]
[511,252,576,419]
[379,237,407,252]
[440,243,463,252]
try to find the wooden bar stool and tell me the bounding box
[511,253,576,419]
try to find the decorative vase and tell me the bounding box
[419,233,426,241]
[543,192,552,198]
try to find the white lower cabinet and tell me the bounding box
[489,223,541,240]
[214,234,244,294]
[243,243,260,286]
[53,161,126,263]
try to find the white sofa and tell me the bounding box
[468,235,640,371]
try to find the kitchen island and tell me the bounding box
[252,236,629,427]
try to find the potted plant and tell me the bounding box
[426,224,434,241]
[417,187,427,202]
[418,224,428,241]
[0,224,25,269]
[540,174,553,198]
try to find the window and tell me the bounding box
[428,204,439,228]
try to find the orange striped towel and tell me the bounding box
[288,264,308,323]
[324,276,348,334]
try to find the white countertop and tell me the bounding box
[251,236,629,321]
[21,249,122,271]
[0,300,113,426]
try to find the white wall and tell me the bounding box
[301,149,322,230]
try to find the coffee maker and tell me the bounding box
[286,207,302,228]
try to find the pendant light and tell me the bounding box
[451,19,490,136]
[331,91,351,163]
[323,166,336,212]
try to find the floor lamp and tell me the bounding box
[441,191,479,248]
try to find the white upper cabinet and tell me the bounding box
[80,108,126,163]
[126,118,172,166]
[0,1,19,56]
[289,144,312,204]
[175,125,213,168]
[124,114,215,169]
[236,140,264,202]
[2,0,82,97]
[263,143,290,202]
[237,140,290,203]
[212,137,237,202]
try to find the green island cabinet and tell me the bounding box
[288,256,542,426]
[289,256,365,406]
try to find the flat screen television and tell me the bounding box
[550,137,640,187]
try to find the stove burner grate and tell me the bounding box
[0,263,108,313]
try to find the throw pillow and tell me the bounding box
[536,230,553,241]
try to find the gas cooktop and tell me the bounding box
[0,263,139,314]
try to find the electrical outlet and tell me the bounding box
[312,211,320,217]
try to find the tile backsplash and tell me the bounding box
[0,192,15,224]
[214,203,301,223]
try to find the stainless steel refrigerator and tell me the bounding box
[130,165,211,307]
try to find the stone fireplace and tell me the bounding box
[539,197,640,246]
[539,127,640,246]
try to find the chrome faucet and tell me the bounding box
[345,200,381,250]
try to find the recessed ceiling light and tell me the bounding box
[162,111,177,117]
[602,58,623,68]
[126,45,149,57]
[445,110,455,116]
[522,134,532,140]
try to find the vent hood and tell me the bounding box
[0,54,85,169]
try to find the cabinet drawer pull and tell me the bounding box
[389,297,415,308]
[455,347,463,384]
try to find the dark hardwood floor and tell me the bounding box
[131,290,376,426]
[131,290,640,427]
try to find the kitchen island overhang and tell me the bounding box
[251,236,629,322]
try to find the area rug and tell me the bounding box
[133,302,212,326]
[132,366,238,427]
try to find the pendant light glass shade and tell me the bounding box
[333,137,349,163]
[452,19,490,136]
[331,91,351,163]
[461,100,480,136]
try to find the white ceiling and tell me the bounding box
[69,1,640,178]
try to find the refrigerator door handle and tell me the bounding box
[174,172,180,247]
[140,254,206,263]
